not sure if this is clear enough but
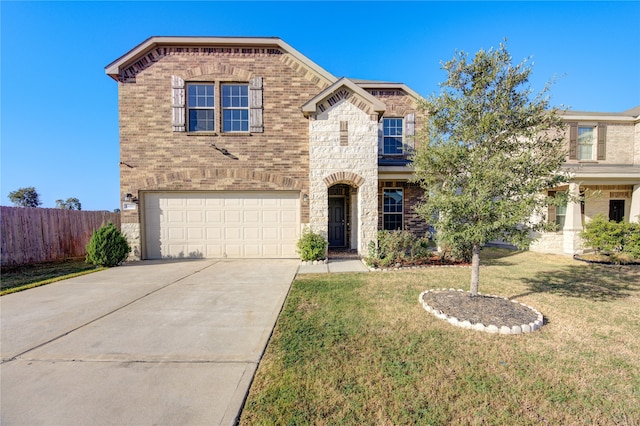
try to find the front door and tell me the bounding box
[328,197,346,247]
[609,200,625,222]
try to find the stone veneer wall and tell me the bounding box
[308,100,379,254]
[117,48,328,259]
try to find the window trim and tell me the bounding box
[175,76,263,134]
[383,188,404,231]
[186,83,215,132]
[568,122,606,161]
[382,117,404,156]
[221,83,249,133]
[577,125,595,161]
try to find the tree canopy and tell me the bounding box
[56,197,82,210]
[412,42,569,295]
[8,187,42,208]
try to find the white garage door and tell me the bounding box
[144,192,300,259]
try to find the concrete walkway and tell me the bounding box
[0,259,298,426]
[297,258,369,274]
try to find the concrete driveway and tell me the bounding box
[0,259,298,425]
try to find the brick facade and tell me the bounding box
[378,181,430,237]
[118,49,327,227]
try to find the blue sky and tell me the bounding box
[2,1,639,211]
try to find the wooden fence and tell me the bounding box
[1,206,121,266]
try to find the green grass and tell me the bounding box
[1,258,104,295]
[240,249,640,425]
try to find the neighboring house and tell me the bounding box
[106,36,426,259]
[530,107,640,254]
[106,36,639,260]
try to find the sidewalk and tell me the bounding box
[297,258,369,274]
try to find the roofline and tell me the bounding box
[105,36,337,84]
[354,82,424,101]
[301,77,387,116]
[560,112,639,123]
[561,106,640,123]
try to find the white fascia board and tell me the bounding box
[378,166,415,179]
[105,36,336,85]
[561,112,637,123]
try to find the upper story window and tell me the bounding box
[172,76,263,134]
[222,84,249,132]
[187,84,215,132]
[569,122,606,161]
[383,188,403,230]
[577,126,595,160]
[383,118,403,155]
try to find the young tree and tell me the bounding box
[8,187,42,208]
[412,42,569,296]
[55,197,82,210]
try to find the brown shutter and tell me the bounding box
[171,76,185,132]
[249,77,264,133]
[548,191,556,224]
[568,122,577,160]
[597,124,606,160]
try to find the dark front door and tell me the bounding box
[328,197,346,247]
[609,200,625,222]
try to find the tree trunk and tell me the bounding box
[470,243,481,296]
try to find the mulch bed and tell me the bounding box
[421,290,539,328]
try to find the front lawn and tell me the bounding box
[240,249,640,425]
[1,258,102,295]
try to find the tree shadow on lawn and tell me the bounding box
[511,264,640,302]
[479,247,525,266]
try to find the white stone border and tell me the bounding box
[300,259,328,265]
[419,288,544,335]
[365,259,470,272]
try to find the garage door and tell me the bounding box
[144,192,300,259]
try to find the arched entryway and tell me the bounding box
[327,183,358,249]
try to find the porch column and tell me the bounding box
[629,184,640,223]
[563,182,583,254]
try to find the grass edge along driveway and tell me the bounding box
[240,249,640,425]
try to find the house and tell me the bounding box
[106,36,426,260]
[531,106,640,254]
[106,36,639,260]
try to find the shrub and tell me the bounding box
[86,223,131,267]
[437,233,474,263]
[366,230,433,267]
[622,222,640,259]
[581,214,624,254]
[581,215,640,260]
[296,228,327,261]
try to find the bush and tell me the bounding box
[86,223,131,267]
[296,228,327,261]
[581,215,624,254]
[366,230,433,267]
[622,222,640,259]
[581,215,640,260]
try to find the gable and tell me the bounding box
[302,77,386,119]
[106,36,336,87]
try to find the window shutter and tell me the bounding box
[597,124,606,160]
[406,113,415,136]
[249,76,264,133]
[568,122,577,160]
[171,76,185,132]
[378,120,384,155]
[548,191,556,224]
